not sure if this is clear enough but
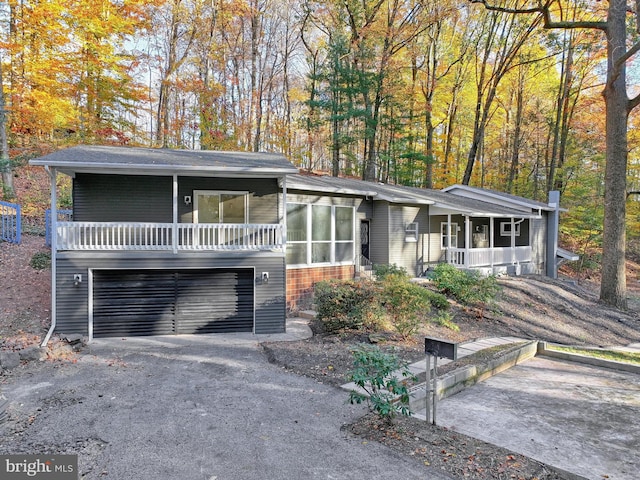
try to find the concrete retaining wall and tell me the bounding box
[410,341,539,412]
[537,342,640,375]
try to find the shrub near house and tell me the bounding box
[314,267,448,338]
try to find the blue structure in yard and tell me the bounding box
[0,200,21,244]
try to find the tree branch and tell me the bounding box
[615,40,640,74]
[469,0,607,31]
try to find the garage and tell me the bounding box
[92,269,254,337]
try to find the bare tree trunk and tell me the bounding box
[600,0,628,309]
[0,61,15,198]
[506,69,525,192]
[548,31,574,192]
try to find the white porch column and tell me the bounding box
[42,167,57,347]
[282,176,287,247]
[490,218,495,270]
[464,215,471,268]
[172,174,178,254]
[446,213,452,263]
[511,217,516,264]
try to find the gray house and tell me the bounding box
[284,175,577,308]
[31,145,298,342]
[32,145,576,340]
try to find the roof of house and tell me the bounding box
[442,184,556,212]
[287,174,543,218]
[30,145,299,177]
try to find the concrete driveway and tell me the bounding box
[436,356,640,480]
[1,334,454,480]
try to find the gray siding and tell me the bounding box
[74,174,172,222]
[530,215,547,274]
[388,205,429,276]
[55,251,285,336]
[179,177,279,224]
[370,202,389,265]
[285,192,366,210]
[73,174,280,224]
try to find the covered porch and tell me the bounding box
[433,206,541,272]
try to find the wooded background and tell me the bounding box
[1,0,639,279]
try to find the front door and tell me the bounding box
[360,220,370,260]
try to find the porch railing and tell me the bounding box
[447,246,532,268]
[55,222,285,252]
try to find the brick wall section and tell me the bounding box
[287,265,355,311]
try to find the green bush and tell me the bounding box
[314,279,384,333]
[430,263,501,318]
[381,274,431,339]
[422,288,450,310]
[29,251,51,270]
[430,263,469,299]
[433,311,460,332]
[348,345,416,422]
[373,263,408,280]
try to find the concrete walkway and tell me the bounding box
[436,355,640,480]
[338,334,640,480]
[340,335,527,393]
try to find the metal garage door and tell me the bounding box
[93,269,254,337]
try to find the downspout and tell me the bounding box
[41,166,57,347]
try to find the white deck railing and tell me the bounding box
[56,222,285,252]
[447,246,532,267]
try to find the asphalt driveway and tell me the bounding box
[1,334,454,480]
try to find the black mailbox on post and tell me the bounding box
[424,337,458,361]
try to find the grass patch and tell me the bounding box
[548,345,640,365]
[29,251,51,270]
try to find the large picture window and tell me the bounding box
[287,203,354,266]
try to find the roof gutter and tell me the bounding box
[41,166,57,347]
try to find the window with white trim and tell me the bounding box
[405,222,418,243]
[194,190,247,223]
[500,222,521,237]
[441,222,458,248]
[287,203,354,266]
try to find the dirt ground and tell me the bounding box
[2,235,640,479]
[262,267,640,480]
